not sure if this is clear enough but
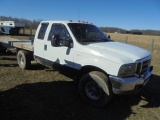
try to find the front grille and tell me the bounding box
[136,56,151,77]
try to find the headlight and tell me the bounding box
[118,63,136,78]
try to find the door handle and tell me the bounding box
[44,45,47,51]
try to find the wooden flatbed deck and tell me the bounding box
[0,36,33,51]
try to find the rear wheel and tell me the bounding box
[79,71,113,107]
[17,50,31,69]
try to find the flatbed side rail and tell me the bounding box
[0,36,33,52]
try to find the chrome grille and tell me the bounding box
[136,56,151,77]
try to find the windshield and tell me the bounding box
[68,23,110,43]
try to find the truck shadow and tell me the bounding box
[0,74,159,120]
[29,63,47,70]
[138,74,160,108]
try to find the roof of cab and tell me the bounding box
[40,20,91,24]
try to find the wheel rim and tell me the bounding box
[19,55,24,65]
[85,81,102,100]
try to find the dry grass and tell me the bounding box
[19,29,36,35]
[0,54,160,120]
[107,33,160,75]
[0,34,160,120]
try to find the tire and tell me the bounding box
[17,50,31,69]
[79,71,113,107]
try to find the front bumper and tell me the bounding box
[109,66,153,94]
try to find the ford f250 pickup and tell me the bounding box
[0,20,153,107]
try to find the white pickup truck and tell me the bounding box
[0,20,153,107]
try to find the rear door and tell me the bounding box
[34,23,49,58]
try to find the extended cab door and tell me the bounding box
[43,23,74,68]
[34,23,49,58]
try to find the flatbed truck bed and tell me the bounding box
[0,36,33,51]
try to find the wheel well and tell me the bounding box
[16,49,34,61]
[78,65,109,79]
[78,66,113,93]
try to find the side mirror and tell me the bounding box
[51,35,60,47]
[51,35,73,48]
[61,40,73,48]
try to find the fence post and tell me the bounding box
[125,36,128,43]
[151,38,154,52]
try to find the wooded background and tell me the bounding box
[1,16,160,36]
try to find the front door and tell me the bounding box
[44,23,74,68]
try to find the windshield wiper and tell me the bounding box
[79,38,111,43]
[79,39,97,42]
[79,39,101,42]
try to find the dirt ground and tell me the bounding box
[0,36,160,120]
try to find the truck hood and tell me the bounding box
[86,42,151,64]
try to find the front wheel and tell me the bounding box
[17,50,31,69]
[79,71,113,107]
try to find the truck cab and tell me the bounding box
[17,20,153,107]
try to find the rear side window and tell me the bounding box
[38,23,48,40]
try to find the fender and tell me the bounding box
[73,53,121,76]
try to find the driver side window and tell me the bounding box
[48,24,71,41]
